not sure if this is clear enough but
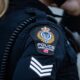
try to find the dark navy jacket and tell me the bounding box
[61,12,80,33]
[0,0,79,80]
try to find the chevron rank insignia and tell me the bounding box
[29,57,53,77]
[30,26,59,55]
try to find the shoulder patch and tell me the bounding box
[37,26,55,44]
[30,26,59,55]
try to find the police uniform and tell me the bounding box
[0,0,79,80]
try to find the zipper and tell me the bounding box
[0,16,35,80]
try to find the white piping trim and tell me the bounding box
[30,65,51,77]
[31,61,52,73]
[31,57,53,69]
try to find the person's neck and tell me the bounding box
[39,0,49,6]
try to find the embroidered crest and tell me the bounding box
[30,25,59,55]
[37,27,55,44]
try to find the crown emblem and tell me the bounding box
[41,27,50,32]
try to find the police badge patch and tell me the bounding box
[37,27,55,44]
[30,26,59,55]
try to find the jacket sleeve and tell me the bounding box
[12,44,55,80]
[56,53,79,80]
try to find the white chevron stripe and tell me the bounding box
[30,65,51,77]
[31,61,52,73]
[31,57,53,69]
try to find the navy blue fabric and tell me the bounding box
[0,9,28,64]
[11,10,79,80]
[0,0,79,80]
[0,6,30,79]
[61,13,80,33]
[0,0,51,68]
